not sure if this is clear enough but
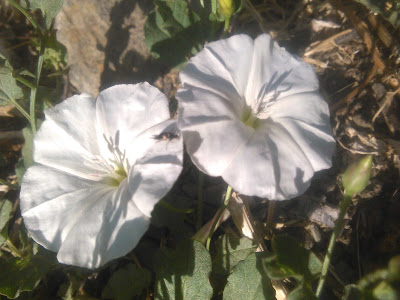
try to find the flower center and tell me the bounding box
[241,106,261,129]
[107,167,128,187]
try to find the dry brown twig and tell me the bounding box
[330,1,388,113]
[243,0,267,32]
[372,87,400,124]
[304,29,354,57]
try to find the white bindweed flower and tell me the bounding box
[20,83,183,269]
[177,34,335,200]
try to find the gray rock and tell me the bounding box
[55,0,161,96]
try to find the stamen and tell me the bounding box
[102,130,128,186]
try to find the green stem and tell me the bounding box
[30,38,45,134]
[196,172,204,230]
[7,97,32,122]
[6,240,23,258]
[0,178,19,190]
[316,194,353,298]
[15,75,35,90]
[224,17,230,32]
[206,185,232,250]
[159,199,192,214]
[7,0,41,33]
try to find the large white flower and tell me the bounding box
[177,34,335,200]
[20,83,183,269]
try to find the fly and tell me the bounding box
[153,132,180,142]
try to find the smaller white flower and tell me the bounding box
[177,34,335,200]
[20,83,183,269]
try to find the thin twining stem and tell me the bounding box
[206,185,233,250]
[316,194,353,298]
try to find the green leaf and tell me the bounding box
[224,253,275,300]
[0,228,7,248]
[211,0,218,14]
[372,281,399,300]
[144,0,209,69]
[355,0,400,28]
[0,254,54,298]
[102,263,151,300]
[151,194,194,238]
[31,31,68,71]
[0,154,5,167]
[154,240,213,300]
[264,235,322,282]
[0,59,23,104]
[14,115,41,185]
[287,284,317,300]
[25,0,63,30]
[15,158,26,186]
[0,199,12,247]
[210,235,257,293]
[342,284,363,300]
[0,199,13,232]
[56,271,85,300]
[21,126,34,168]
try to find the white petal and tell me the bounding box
[269,92,331,124]
[20,164,108,251]
[96,83,170,162]
[222,121,316,200]
[177,87,240,129]
[177,88,255,176]
[124,119,182,168]
[34,120,111,180]
[21,165,151,269]
[245,34,319,106]
[57,180,150,269]
[34,94,111,180]
[179,34,253,112]
[127,122,184,217]
[183,124,253,177]
[44,93,100,155]
[269,92,336,170]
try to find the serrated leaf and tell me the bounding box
[26,0,63,30]
[224,253,275,300]
[0,254,53,298]
[102,263,151,300]
[154,240,213,300]
[144,0,209,69]
[210,235,257,293]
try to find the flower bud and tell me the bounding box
[219,0,235,18]
[342,155,373,196]
[388,255,400,280]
